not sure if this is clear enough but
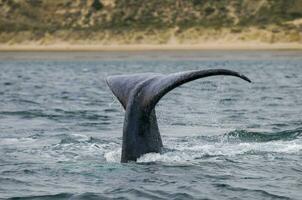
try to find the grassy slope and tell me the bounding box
[0,0,301,45]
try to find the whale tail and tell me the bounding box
[106,69,251,111]
[106,69,251,162]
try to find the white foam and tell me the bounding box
[137,152,193,164]
[104,148,121,163]
[5,135,300,164]
[136,139,302,163]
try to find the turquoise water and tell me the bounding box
[0,51,301,199]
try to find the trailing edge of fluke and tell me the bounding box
[106,69,251,163]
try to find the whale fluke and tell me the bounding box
[106,73,160,109]
[106,69,251,162]
[140,69,251,112]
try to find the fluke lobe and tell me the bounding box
[106,69,251,163]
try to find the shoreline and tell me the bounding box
[0,42,302,51]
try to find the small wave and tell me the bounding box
[0,137,36,145]
[0,110,111,122]
[38,134,121,163]
[214,183,291,199]
[7,190,187,200]
[59,133,91,144]
[0,110,59,120]
[55,133,110,144]
[0,177,29,185]
[224,128,302,142]
[8,193,72,200]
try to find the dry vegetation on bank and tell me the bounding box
[0,0,301,48]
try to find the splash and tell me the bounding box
[136,128,302,163]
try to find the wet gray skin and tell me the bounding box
[106,69,251,163]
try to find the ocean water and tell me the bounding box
[0,51,301,200]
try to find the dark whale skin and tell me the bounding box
[106,69,251,162]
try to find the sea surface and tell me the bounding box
[0,51,301,200]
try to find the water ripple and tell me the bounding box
[1,51,302,199]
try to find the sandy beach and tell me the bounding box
[1,42,302,51]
